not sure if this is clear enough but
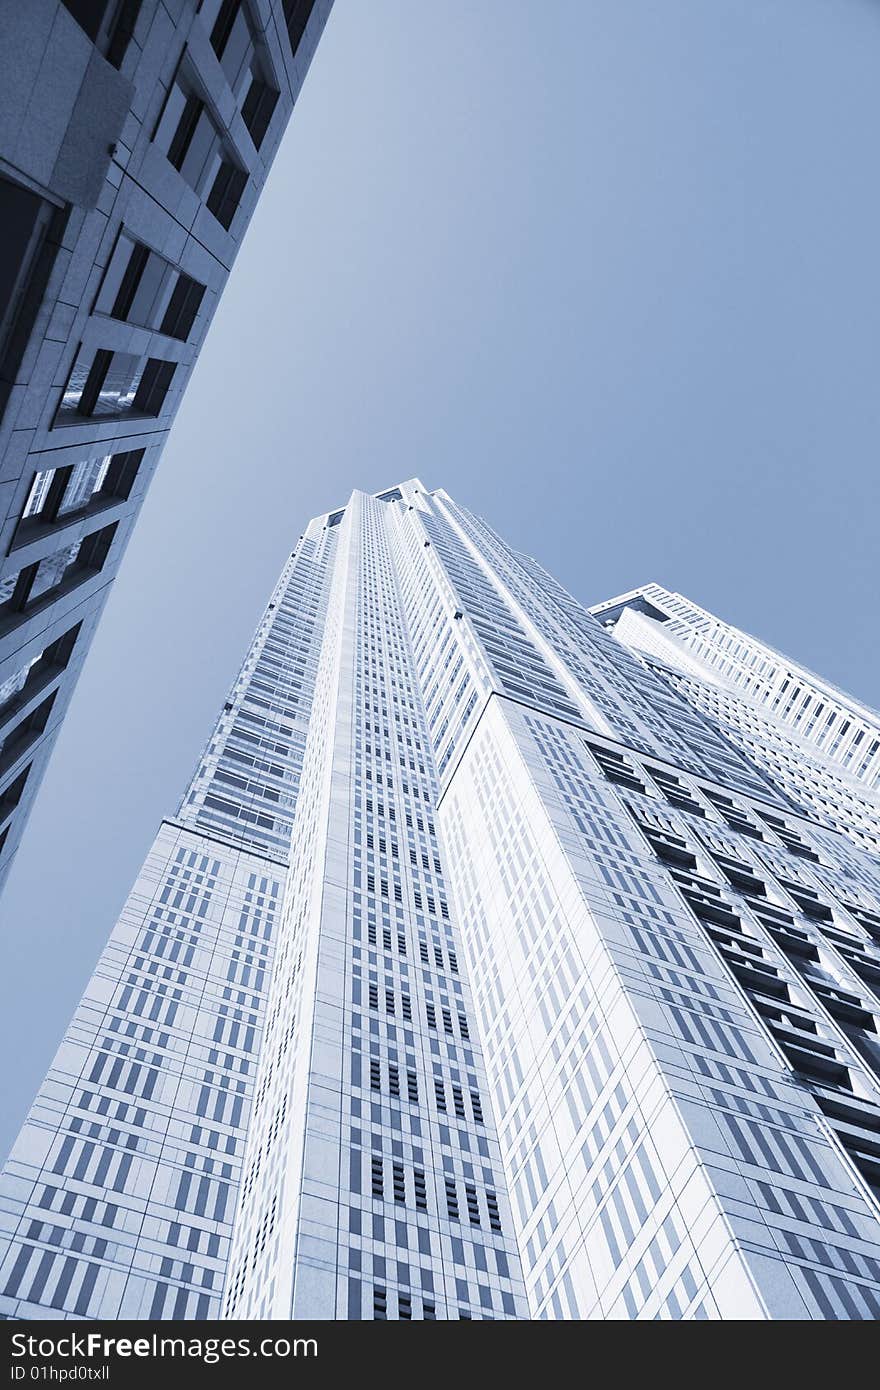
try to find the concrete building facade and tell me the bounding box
[0,0,332,887]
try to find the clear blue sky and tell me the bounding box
[2,0,879,1158]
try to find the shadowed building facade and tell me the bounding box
[2,482,880,1318]
[0,0,332,889]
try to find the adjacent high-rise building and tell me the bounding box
[2,481,880,1320]
[0,0,333,889]
[592,584,880,792]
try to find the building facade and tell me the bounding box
[2,481,880,1319]
[0,0,333,890]
[592,584,880,792]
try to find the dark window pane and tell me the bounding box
[105,0,142,68]
[159,275,206,340]
[75,349,113,415]
[167,92,205,171]
[210,0,241,58]
[132,358,176,415]
[0,765,31,818]
[0,177,46,353]
[242,79,279,150]
[206,161,247,230]
[109,241,150,320]
[101,449,144,500]
[61,0,110,41]
[283,0,316,55]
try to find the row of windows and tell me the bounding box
[358,1153,502,1236]
[95,233,205,341]
[2,841,280,1319]
[0,0,321,447]
[360,1053,484,1125]
[630,803,880,1206]
[584,734,815,853]
[656,662,880,854]
[55,349,176,426]
[205,0,281,152]
[13,451,142,549]
[0,523,117,624]
[49,1,309,433]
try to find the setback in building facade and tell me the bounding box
[2,481,880,1319]
[0,0,333,890]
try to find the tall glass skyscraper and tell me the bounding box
[3,481,880,1320]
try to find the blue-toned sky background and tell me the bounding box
[2,0,880,1157]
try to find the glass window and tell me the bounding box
[56,348,175,423]
[57,456,112,516]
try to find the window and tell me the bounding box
[104,0,141,66]
[206,160,248,230]
[413,1169,427,1212]
[0,692,57,770]
[0,764,30,821]
[28,543,83,603]
[207,0,280,149]
[56,348,175,424]
[845,903,880,946]
[132,358,176,415]
[164,90,218,188]
[758,810,819,861]
[208,0,252,82]
[0,547,77,613]
[13,451,142,547]
[0,175,64,422]
[584,739,646,793]
[241,78,279,151]
[486,1191,502,1232]
[61,1,142,66]
[95,232,206,341]
[160,272,206,341]
[370,1157,383,1199]
[156,73,248,229]
[650,766,706,816]
[60,348,136,418]
[62,0,111,40]
[0,625,80,719]
[702,788,764,839]
[778,878,834,923]
[0,523,117,621]
[0,661,34,715]
[0,176,53,359]
[99,237,156,324]
[464,1183,480,1226]
[282,0,317,57]
[392,1162,405,1203]
[56,456,114,516]
[444,1177,459,1221]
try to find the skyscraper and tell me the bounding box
[3,481,880,1320]
[0,0,332,889]
[592,584,880,791]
